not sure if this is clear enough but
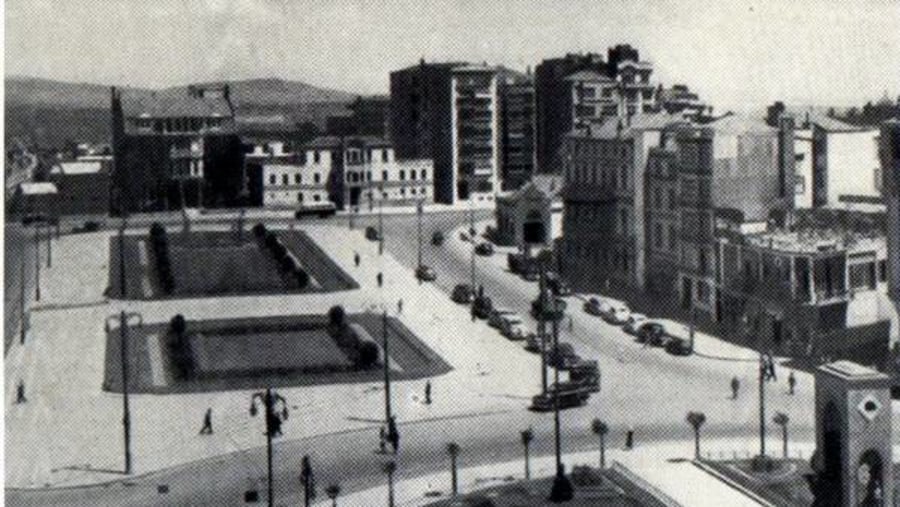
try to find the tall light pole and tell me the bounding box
[119,216,128,299]
[378,186,384,256]
[537,261,548,394]
[382,310,393,423]
[19,229,27,344]
[743,313,767,458]
[549,310,573,500]
[34,224,41,302]
[416,199,424,269]
[249,388,289,507]
[469,189,476,289]
[105,311,142,475]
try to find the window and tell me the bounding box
[421,169,427,180]
[399,170,406,181]
[795,174,805,195]
[282,174,289,185]
[297,193,303,202]
[668,189,677,210]
[314,173,321,184]
[382,149,389,162]
[313,194,321,202]
[850,262,877,291]
[668,225,677,251]
[269,174,276,185]
[654,188,662,209]
[654,223,663,248]
[410,170,417,180]
[366,171,372,181]
[295,174,302,184]
[314,151,321,164]
[879,260,888,282]
[383,170,389,181]
[401,188,406,196]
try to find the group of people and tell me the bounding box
[730,365,798,400]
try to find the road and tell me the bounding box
[4,224,36,354]
[6,210,819,506]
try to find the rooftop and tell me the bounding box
[707,113,776,135]
[564,69,613,83]
[569,113,686,140]
[121,91,233,119]
[819,360,891,381]
[50,161,105,176]
[743,228,885,255]
[19,182,58,195]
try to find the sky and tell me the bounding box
[5,0,900,111]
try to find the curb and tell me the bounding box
[691,459,775,507]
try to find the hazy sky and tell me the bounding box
[5,0,899,110]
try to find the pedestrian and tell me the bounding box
[398,298,404,314]
[15,380,26,404]
[387,416,400,454]
[378,426,387,453]
[376,272,383,288]
[568,315,574,333]
[300,455,316,506]
[788,371,796,395]
[424,380,432,405]
[354,252,360,267]
[471,304,477,322]
[625,426,634,450]
[731,376,740,400]
[769,359,778,382]
[199,408,214,434]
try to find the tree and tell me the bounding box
[356,340,380,369]
[294,269,310,289]
[169,314,186,342]
[324,483,341,507]
[520,428,534,479]
[328,305,346,333]
[686,412,707,459]
[447,442,461,496]
[591,419,609,468]
[773,412,790,458]
[383,460,397,507]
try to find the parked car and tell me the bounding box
[451,283,474,304]
[546,272,572,297]
[524,332,542,352]
[583,297,611,317]
[365,226,381,241]
[637,321,668,347]
[504,322,529,341]
[568,359,601,392]
[507,253,526,274]
[521,264,541,281]
[472,295,493,319]
[601,302,631,325]
[530,389,589,412]
[431,231,444,246]
[488,308,517,328]
[415,265,437,282]
[623,313,648,335]
[460,231,469,242]
[499,314,526,340]
[475,242,494,256]
[295,202,337,218]
[665,337,693,356]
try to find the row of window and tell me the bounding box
[346,168,429,184]
[650,186,679,211]
[568,161,629,191]
[651,222,679,252]
[269,173,323,186]
[566,241,631,273]
[134,116,226,134]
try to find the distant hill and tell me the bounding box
[4,76,358,148]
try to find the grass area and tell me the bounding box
[107,229,357,299]
[102,313,452,394]
[703,458,813,507]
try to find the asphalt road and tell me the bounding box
[6,210,818,506]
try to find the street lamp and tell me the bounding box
[249,388,290,507]
[378,185,384,255]
[118,215,128,299]
[367,304,394,424]
[742,313,767,459]
[537,260,549,394]
[416,199,425,269]
[549,310,573,501]
[105,310,143,475]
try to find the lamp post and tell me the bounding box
[105,311,143,475]
[416,199,424,269]
[378,186,384,255]
[382,309,393,423]
[249,388,290,507]
[537,261,548,394]
[469,190,476,289]
[33,223,41,302]
[743,313,767,458]
[119,216,128,299]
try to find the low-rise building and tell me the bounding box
[47,160,111,215]
[260,137,338,208]
[716,225,892,362]
[811,117,882,209]
[882,119,900,304]
[494,174,563,248]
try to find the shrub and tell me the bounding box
[252,223,267,238]
[357,340,380,368]
[169,314,187,338]
[328,305,346,332]
[294,269,310,289]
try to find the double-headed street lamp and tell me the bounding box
[249,388,290,507]
[741,313,768,459]
[105,310,143,475]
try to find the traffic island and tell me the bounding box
[101,312,451,394]
[107,226,358,299]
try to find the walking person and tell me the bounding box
[376,272,383,288]
[424,380,432,405]
[378,426,387,454]
[15,380,26,404]
[788,371,797,395]
[731,376,740,400]
[387,416,400,454]
[624,426,635,450]
[568,315,574,333]
[769,358,778,382]
[199,408,213,435]
[397,299,404,314]
[354,252,360,267]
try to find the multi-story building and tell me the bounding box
[658,84,707,119]
[260,136,434,210]
[497,69,536,191]
[238,113,301,206]
[111,84,243,212]
[644,127,685,296]
[564,70,620,130]
[882,119,900,303]
[716,225,891,361]
[674,115,795,320]
[560,113,682,292]
[534,53,606,174]
[811,118,882,209]
[390,61,500,204]
[326,95,391,138]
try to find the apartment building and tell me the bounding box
[498,69,536,191]
[882,120,900,303]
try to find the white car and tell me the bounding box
[583,297,611,317]
[623,313,648,334]
[488,308,516,328]
[602,303,631,325]
[504,322,529,341]
[499,314,525,338]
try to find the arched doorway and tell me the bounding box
[522,210,546,245]
[857,450,885,506]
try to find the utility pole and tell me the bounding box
[759,351,767,458]
[250,388,289,507]
[44,223,52,268]
[552,315,561,471]
[469,191,476,289]
[382,310,393,423]
[106,311,142,475]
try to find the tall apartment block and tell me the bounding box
[498,69,536,191]
[390,61,500,204]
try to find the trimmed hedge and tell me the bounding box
[150,222,175,294]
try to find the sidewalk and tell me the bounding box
[309,437,824,507]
